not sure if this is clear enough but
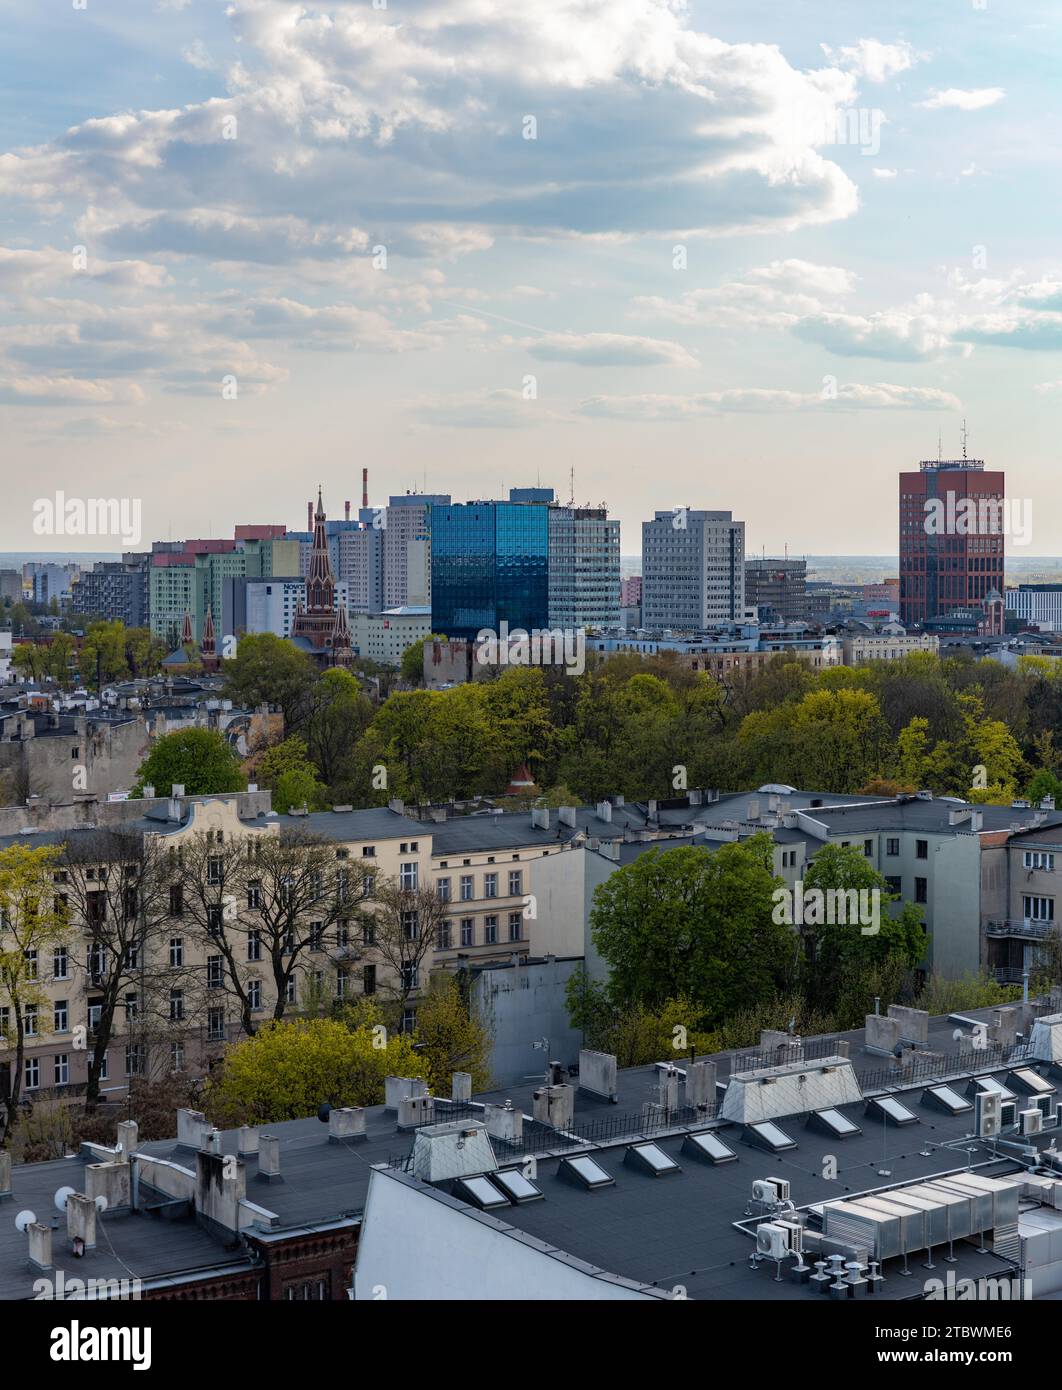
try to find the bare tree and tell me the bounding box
[365,879,448,1020]
[60,829,174,1108]
[176,828,370,1037]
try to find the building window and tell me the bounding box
[401,964,419,993]
[171,1043,184,1071]
[125,1045,145,1077]
[335,969,349,1001]
[125,938,140,970]
[23,950,38,982]
[508,911,522,942]
[885,876,902,895]
[24,1057,40,1090]
[54,999,68,1033]
[484,873,498,899]
[248,979,262,1010]
[24,1006,38,1037]
[399,862,418,891]
[508,870,523,896]
[169,989,184,1022]
[247,930,262,962]
[916,840,928,860]
[460,875,474,902]
[169,937,184,968]
[484,915,498,944]
[402,1008,416,1034]
[362,920,376,947]
[208,1008,225,1041]
[207,857,223,885]
[437,878,451,903]
[436,921,452,949]
[886,838,900,857]
[1024,851,1055,871]
[1024,895,1055,922]
[915,877,928,904]
[125,992,139,1022]
[864,840,873,857]
[247,883,262,909]
[207,905,223,934]
[207,955,223,989]
[460,918,474,947]
[53,946,69,980]
[54,1054,69,1086]
[362,845,376,857]
[362,964,376,996]
[309,922,324,952]
[363,873,376,899]
[402,910,419,941]
[286,976,297,1005]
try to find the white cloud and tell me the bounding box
[821,39,921,83]
[793,308,969,361]
[920,88,1005,111]
[576,382,959,419]
[872,167,898,179]
[518,331,699,369]
[0,375,147,405]
[409,388,559,429]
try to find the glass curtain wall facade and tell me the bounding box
[431,502,549,638]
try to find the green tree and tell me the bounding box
[203,1015,426,1127]
[133,728,246,797]
[221,633,317,729]
[800,843,926,1014]
[302,667,373,787]
[79,620,129,688]
[413,977,493,1093]
[588,836,792,1020]
[0,843,71,1146]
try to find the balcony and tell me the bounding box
[986,919,1055,941]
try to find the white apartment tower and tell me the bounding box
[641,509,745,630]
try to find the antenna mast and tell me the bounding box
[960,419,968,461]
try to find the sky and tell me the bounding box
[2,0,1061,557]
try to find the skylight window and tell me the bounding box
[453,1175,511,1210]
[625,1141,681,1176]
[813,1108,861,1138]
[1009,1068,1054,1096]
[744,1120,797,1152]
[490,1168,544,1203]
[559,1154,615,1189]
[683,1131,737,1165]
[967,1077,1015,1102]
[869,1096,918,1126]
[925,1085,973,1115]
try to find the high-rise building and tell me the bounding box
[71,554,150,626]
[899,454,1005,628]
[383,495,449,610]
[744,558,808,623]
[641,510,745,631]
[547,505,620,629]
[431,497,550,638]
[148,532,294,646]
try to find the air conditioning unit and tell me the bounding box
[756,1223,792,1260]
[976,1091,1001,1138]
[752,1178,789,1204]
[1021,1108,1044,1136]
[765,1176,791,1203]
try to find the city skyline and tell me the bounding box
[2,1,1061,554]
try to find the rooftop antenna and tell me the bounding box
[961,419,968,461]
[568,465,574,508]
[937,429,942,464]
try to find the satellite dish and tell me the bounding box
[54,1186,75,1212]
[14,1210,37,1233]
[94,1195,108,1212]
[317,1102,332,1123]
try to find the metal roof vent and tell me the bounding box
[410,1121,497,1184]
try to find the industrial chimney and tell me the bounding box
[344,500,351,521]
[362,468,368,509]
[307,500,313,531]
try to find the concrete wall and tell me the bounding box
[472,957,585,1085]
[354,1168,656,1301]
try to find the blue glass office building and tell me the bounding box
[431,501,550,638]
